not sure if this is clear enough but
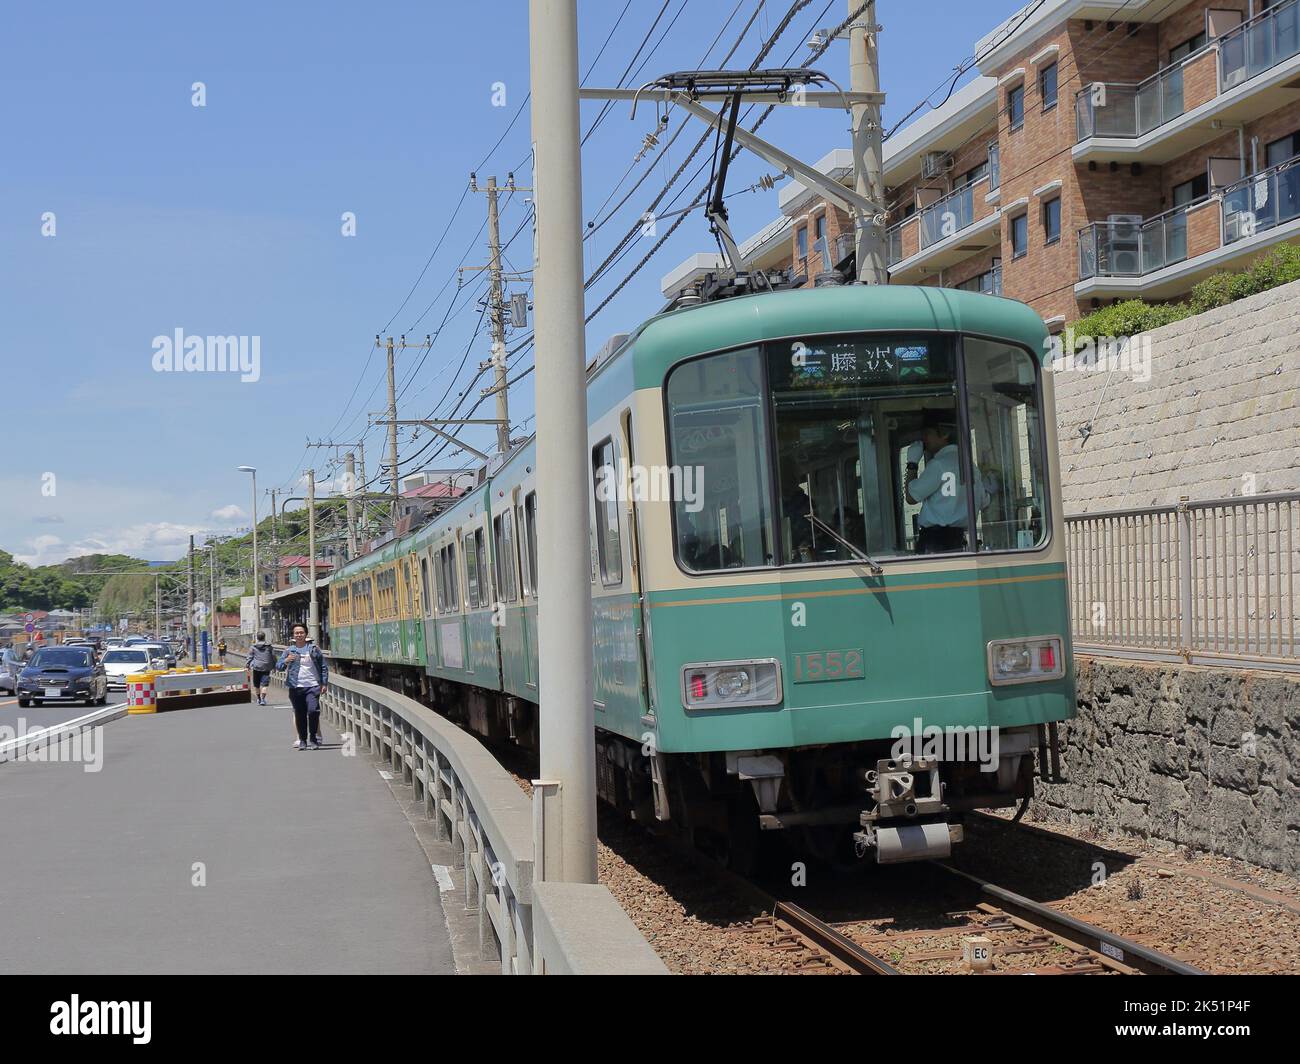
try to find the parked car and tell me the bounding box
[136,642,177,669]
[0,647,24,694]
[16,646,108,708]
[99,647,160,689]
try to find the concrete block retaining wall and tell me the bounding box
[1033,656,1300,875]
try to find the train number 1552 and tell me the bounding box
[791,649,864,684]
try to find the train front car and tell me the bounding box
[626,285,1074,865]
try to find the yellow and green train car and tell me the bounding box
[329,284,1075,865]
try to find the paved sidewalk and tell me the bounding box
[0,695,455,973]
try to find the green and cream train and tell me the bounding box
[329,284,1075,865]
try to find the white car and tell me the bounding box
[99,647,159,689]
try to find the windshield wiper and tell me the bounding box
[804,510,884,575]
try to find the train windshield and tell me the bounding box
[666,333,1047,572]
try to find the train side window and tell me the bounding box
[448,543,459,610]
[524,492,539,595]
[420,556,432,616]
[493,511,518,602]
[666,346,774,571]
[470,530,486,606]
[474,527,489,604]
[592,437,624,586]
[962,338,1048,552]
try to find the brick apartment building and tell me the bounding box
[662,0,1300,327]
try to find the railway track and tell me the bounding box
[756,862,1203,975]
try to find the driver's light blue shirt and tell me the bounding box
[910,444,966,528]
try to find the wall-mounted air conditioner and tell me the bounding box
[921,151,954,180]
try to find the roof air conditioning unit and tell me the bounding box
[921,151,954,179]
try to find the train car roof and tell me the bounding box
[611,285,1049,390]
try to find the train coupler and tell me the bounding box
[854,756,961,864]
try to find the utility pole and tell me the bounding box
[154,573,161,639]
[468,174,530,455]
[376,334,432,536]
[344,452,359,559]
[209,546,218,646]
[529,0,597,886]
[850,0,887,284]
[307,469,320,646]
[186,535,195,656]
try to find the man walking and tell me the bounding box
[246,632,275,706]
[277,623,327,750]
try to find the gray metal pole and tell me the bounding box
[850,0,887,284]
[486,176,512,455]
[187,535,195,653]
[155,574,161,639]
[308,469,320,645]
[529,0,597,885]
[209,547,217,645]
[385,335,400,533]
[250,471,260,630]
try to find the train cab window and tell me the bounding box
[523,492,539,595]
[666,346,775,571]
[962,338,1048,551]
[768,335,971,560]
[592,438,624,586]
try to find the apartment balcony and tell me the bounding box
[887,176,1001,284]
[1074,0,1300,166]
[1075,154,1300,300]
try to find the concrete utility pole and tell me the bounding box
[469,174,530,455]
[209,547,217,645]
[377,335,432,533]
[850,0,887,284]
[344,452,359,559]
[154,574,161,640]
[529,0,597,886]
[307,469,320,646]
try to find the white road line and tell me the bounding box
[431,864,454,892]
[377,769,394,780]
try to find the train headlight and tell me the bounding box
[987,637,1065,686]
[681,659,781,709]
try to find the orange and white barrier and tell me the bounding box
[126,673,157,715]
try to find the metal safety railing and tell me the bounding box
[1219,0,1300,91]
[308,670,666,975]
[1065,492,1300,669]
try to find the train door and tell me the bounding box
[621,408,653,718]
[419,547,436,673]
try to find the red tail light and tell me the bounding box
[1039,645,1056,670]
[689,674,707,700]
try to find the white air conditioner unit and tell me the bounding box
[1111,249,1142,274]
[921,151,954,179]
[1107,213,1143,239]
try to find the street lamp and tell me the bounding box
[237,466,259,630]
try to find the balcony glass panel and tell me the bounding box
[1220,0,1300,90]
[919,183,975,249]
[1077,210,1191,280]
[1222,155,1300,244]
[886,223,904,266]
[1075,64,1187,142]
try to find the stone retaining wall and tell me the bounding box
[1032,656,1300,875]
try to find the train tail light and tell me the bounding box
[681,660,782,709]
[987,637,1065,686]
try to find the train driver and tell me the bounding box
[905,409,971,555]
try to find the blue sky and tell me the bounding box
[0,0,1011,566]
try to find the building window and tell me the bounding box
[1039,62,1058,111]
[1168,31,1207,64]
[796,226,808,257]
[1265,131,1300,168]
[1010,213,1028,258]
[954,161,989,188]
[1042,198,1061,245]
[1172,173,1209,207]
[814,214,826,241]
[1007,84,1025,131]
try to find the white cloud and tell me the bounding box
[210,503,247,523]
[13,522,196,566]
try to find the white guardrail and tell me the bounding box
[303,669,668,975]
[0,703,127,764]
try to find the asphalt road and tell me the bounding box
[0,694,455,974]
[0,694,126,736]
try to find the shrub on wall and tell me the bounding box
[1072,241,1300,340]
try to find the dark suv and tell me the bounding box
[17,646,108,708]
